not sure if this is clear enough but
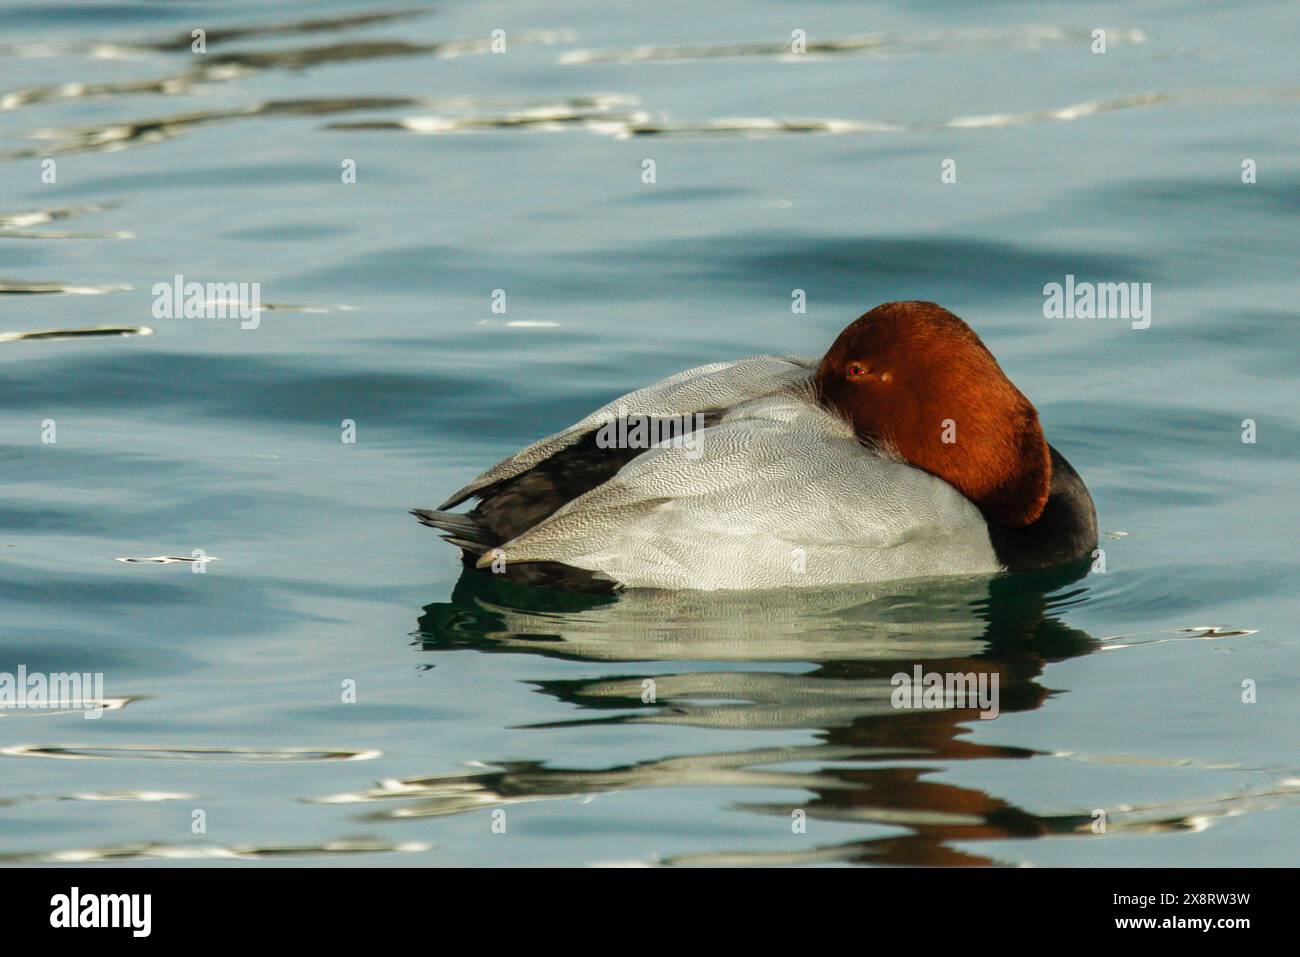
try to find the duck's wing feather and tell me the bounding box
[437,356,816,510]
[480,391,1002,590]
[418,414,721,561]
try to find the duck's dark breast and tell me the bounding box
[987,446,1098,572]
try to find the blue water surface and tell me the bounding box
[0,0,1296,866]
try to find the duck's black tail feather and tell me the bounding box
[411,507,619,593]
[411,509,495,556]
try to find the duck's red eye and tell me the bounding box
[846,363,867,379]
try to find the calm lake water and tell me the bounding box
[1,0,1297,867]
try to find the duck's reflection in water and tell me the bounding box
[327,566,1124,865]
[347,567,1292,864]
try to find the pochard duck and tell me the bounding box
[416,301,1097,592]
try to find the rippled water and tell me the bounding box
[1,1,1297,866]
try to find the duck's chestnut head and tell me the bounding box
[814,301,1051,528]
